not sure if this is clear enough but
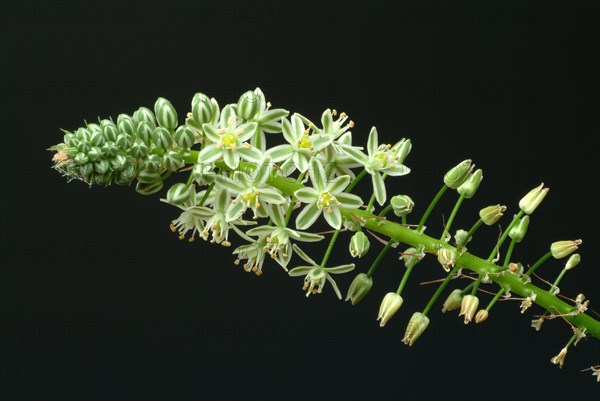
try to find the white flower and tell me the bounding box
[199,105,262,169]
[245,87,289,151]
[297,108,354,151]
[550,347,568,369]
[288,244,355,299]
[245,204,324,269]
[214,156,287,220]
[233,241,267,276]
[340,127,411,205]
[531,318,544,331]
[266,115,316,173]
[293,159,363,230]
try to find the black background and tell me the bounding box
[1,0,599,399]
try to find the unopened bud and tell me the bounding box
[345,273,373,306]
[166,183,193,205]
[475,309,489,324]
[565,254,581,270]
[454,229,471,247]
[349,232,370,258]
[377,292,404,327]
[444,159,473,189]
[459,295,479,324]
[508,215,530,243]
[402,312,430,346]
[442,289,464,313]
[437,248,456,272]
[551,239,582,259]
[519,183,549,215]
[457,168,483,199]
[390,195,414,217]
[479,204,507,226]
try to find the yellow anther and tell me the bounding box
[217,128,226,135]
[179,235,185,240]
[349,120,354,128]
[255,270,263,276]
[243,142,252,149]
[252,266,257,272]
[340,112,347,118]
[266,101,271,108]
[327,207,333,213]
[222,241,231,247]
[169,224,177,233]
[188,237,195,243]
[187,112,193,118]
[332,109,337,116]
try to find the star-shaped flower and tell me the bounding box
[266,115,316,173]
[294,159,363,230]
[288,244,355,299]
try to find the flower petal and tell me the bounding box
[198,143,222,164]
[226,198,246,221]
[288,265,315,277]
[238,146,262,164]
[323,206,342,229]
[237,122,259,142]
[326,175,350,194]
[321,109,333,133]
[325,274,342,300]
[294,187,320,203]
[259,187,286,204]
[287,229,324,242]
[294,151,310,173]
[214,188,230,212]
[309,158,327,190]
[339,144,368,165]
[202,123,220,143]
[292,243,318,265]
[214,174,245,193]
[383,164,411,177]
[246,226,275,237]
[295,202,321,230]
[372,172,386,206]
[292,115,305,139]
[266,144,294,163]
[281,117,296,144]
[223,148,239,169]
[267,204,286,227]
[326,263,355,274]
[336,192,364,208]
[367,126,378,156]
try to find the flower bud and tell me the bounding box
[129,140,149,159]
[550,347,568,369]
[457,168,483,199]
[74,152,89,165]
[152,127,174,150]
[442,289,464,313]
[475,309,489,324]
[115,133,133,150]
[110,154,127,171]
[116,162,137,184]
[167,183,193,205]
[117,113,136,136]
[444,159,473,189]
[564,254,580,270]
[175,125,196,148]
[90,131,105,147]
[132,106,155,127]
[437,247,456,272]
[144,154,162,170]
[136,167,161,184]
[508,215,530,243]
[163,150,184,171]
[519,183,549,215]
[137,121,154,145]
[402,312,430,346]
[400,247,423,268]
[94,172,113,186]
[377,292,403,327]
[191,92,215,127]
[345,273,373,306]
[454,229,471,247]
[479,204,507,226]
[102,141,118,157]
[237,90,260,120]
[154,97,178,130]
[79,163,94,181]
[86,123,101,135]
[87,147,102,162]
[349,232,370,258]
[390,195,414,217]
[76,127,90,142]
[94,159,110,175]
[459,295,479,324]
[135,179,164,195]
[101,120,118,142]
[551,239,582,259]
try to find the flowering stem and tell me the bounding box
[471,274,483,296]
[422,265,460,316]
[464,218,484,244]
[440,193,466,241]
[417,185,448,231]
[485,287,506,312]
[552,269,568,290]
[320,229,340,267]
[487,210,525,261]
[461,282,475,295]
[378,204,394,217]
[198,182,214,207]
[345,169,367,193]
[503,238,517,267]
[366,240,393,278]
[524,251,553,277]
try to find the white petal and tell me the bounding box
[223,148,239,169]
[325,274,342,300]
[372,172,386,206]
[214,188,230,212]
[202,123,220,143]
[323,206,342,229]
[321,109,333,133]
[288,265,315,277]
[198,144,222,164]
[281,117,296,144]
[383,164,411,177]
[259,188,286,204]
[326,175,350,194]
[214,174,245,193]
[326,263,355,274]
[339,144,368,165]
[267,204,286,227]
[287,229,324,242]
[238,122,259,142]
[294,151,310,173]
[266,144,294,163]
[295,203,321,230]
[238,146,262,164]
[309,158,327,191]
[226,199,246,221]
[292,243,318,265]
[246,226,275,237]
[292,115,305,140]
[336,192,364,208]
[367,126,379,156]
[294,187,320,203]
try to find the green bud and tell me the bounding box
[136,167,161,184]
[76,127,91,142]
[551,239,582,259]
[94,159,110,175]
[101,120,118,142]
[144,154,162,170]
[154,97,178,130]
[163,150,184,171]
[87,147,102,162]
[191,92,215,127]
[564,254,580,270]
[400,246,423,268]
[390,195,414,217]
[392,138,412,164]
[175,125,196,148]
[74,152,89,165]
[152,127,174,150]
[519,183,549,215]
[349,231,370,258]
[129,140,149,158]
[402,312,430,346]
[110,154,127,171]
[101,141,118,157]
[115,133,133,150]
[116,162,137,184]
[64,133,78,147]
[479,204,507,226]
[237,90,259,120]
[135,179,163,195]
[377,292,403,327]
[136,121,154,145]
[166,183,193,205]
[437,247,456,272]
[132,106,155,127]
[454,229,471,247]
[86,123,101,134]
[457,168,483,199]
[76,140,90,153]
[89,131,105,147]
[442,289,464,313]
[94,172,113,186]
[117,114,136,136]
[444,159,473,189]
[345,273,373,306]
[66,147,79,158]
[79,163,94,181]
[508,215,530,243]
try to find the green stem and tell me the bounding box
[464,218,484,245]
[552,269,568,290]
[461,282,475,295]
[440,193,466,241]
[346,169,367,193]
[487,210,524,261]
[524,251,553,277]
[417,185,448,231]
[378,204,393,217]
[396,259,416,296]
[471,274,483,296]
[284,172,306,226]
[366,240,393,278]
[503,238,517,268]
[485,288,506,312]
[160,170,173,182]
[198,182,214,207]
[320,230,340,267]
[422,265,460,316]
